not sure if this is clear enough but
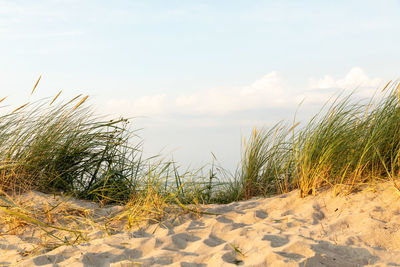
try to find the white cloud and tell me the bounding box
[309,67,382,90]
[105,67,384,119]
[241,71,289,106]
[302,67,384,104]
[175,71,292,115]
[105,71,293,117]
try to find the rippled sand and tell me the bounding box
[2,181,400,266]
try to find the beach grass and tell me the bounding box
[237,80,400,199]
[0,84,229,250]
[1,79,400,254]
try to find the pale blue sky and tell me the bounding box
[1,0,399,171]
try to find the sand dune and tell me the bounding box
[2,182,400,266]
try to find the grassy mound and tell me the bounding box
[237,80,400,199]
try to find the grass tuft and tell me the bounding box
[237,80,400,198]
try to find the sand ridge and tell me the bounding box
[2,182,400,266]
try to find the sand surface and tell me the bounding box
[2,182,400,266]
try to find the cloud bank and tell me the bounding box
[105,67,383,119]
[309,67,382,90]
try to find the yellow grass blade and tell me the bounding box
[50,90,62,105]
[381,80,392,92]
[31,75,42,95]
[0,195,32,214]
[67,94,82,105]
[288,122,300,132]
[397,82,400,104]
[0,96,7,103]
[229,243,246,258]
[173,196,221,216]
[11,102,29,113]
[0,206,81,233]
[72,95,89,111]
[392,178,400,196]
[60,95,89,120]
[328,108,336,122]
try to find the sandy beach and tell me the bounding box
[3,0,400,265]
[0,181,399,266]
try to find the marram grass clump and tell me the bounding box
[0,94,142,204]
[237,80,400,200]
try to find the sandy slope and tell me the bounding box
[2,182,400,266]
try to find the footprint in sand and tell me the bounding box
[300,240,380,267]
[187,220,206,230]
[81,249,142,266]
[312,204,325,225]
[181,262,207,267]
[32,254,69,265]
[170,233,201,250]
[237,202,258,210]
[216,216,234,224]
[274,251,305,261]
[255,210,268,219]
[262,234,289,247]
[231,223,249,230]
[222,250,245,266]
[130,229,153,238]
[140,255,174,266]
[204,233,226,247]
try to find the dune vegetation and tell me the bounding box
[1,78,400,252]
[236,80,400,199]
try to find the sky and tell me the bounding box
[1,0,399,171]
